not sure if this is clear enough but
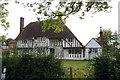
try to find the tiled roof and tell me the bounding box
[9,40,16,44]
[16,21,76,40]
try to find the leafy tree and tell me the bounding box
[0,35,6,45]
[0,35,13,46]
[0,0,9,30]
[97,29,119,52]
[5,38,13,46]
[15,0,112,33]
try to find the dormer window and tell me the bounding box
[34,37,37,39]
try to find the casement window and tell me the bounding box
[68,38,72,42]
[75,50,77,54]
[89,48,98,53]
[39,37,46,42]
[93,48,98,52]
[22,40,27,44]
[69,49,81,54]
[78,50,81,54]
[69,50,72,54]
[89,48,92,53]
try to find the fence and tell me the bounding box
[63,66,89,79]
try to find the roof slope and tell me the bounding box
[85,38,102,48]
[16,21,77,40]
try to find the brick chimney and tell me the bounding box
[100,27,103,47]
[20,17,24,33]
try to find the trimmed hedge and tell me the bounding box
[2,54,65,80]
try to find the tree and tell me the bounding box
[15,0,112,33]
[0,0,9,30]
[0,35,13,46]
[0,35,6,45]
[97,29,118,53]
[5,38,13,46]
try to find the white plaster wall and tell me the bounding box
[63,49,69,59]
[85,49,89,60]
[55,47,63,57]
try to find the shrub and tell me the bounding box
[2,54,65,80]
[91,53,120,80]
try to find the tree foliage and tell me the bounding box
[97,29,119,52]
[0,35,13,46]
[15,0,112,33]
[0,0,9,30]
[5,38,13,46]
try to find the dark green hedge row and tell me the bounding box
[2,54,65,80]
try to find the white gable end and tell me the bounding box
[86,39,102,48]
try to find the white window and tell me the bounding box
[89,48,98,53]
[22,40,27,44]
[39,37,46,42]
[68,38,72,42]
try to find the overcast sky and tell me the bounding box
[0,0,120,45]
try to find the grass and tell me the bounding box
[61,60,89,69]
[61,60,92,78]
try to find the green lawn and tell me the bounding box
[61,60,92,78]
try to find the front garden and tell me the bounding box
[2,51,120,79]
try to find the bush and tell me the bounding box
[91,53,120,80]
[2,54,65,80]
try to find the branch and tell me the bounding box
[86,2,95,12]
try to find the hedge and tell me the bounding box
[2,54,65,80]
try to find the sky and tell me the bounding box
[0,0,120,45]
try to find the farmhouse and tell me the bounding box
[16,17,102,60]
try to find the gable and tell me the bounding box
[85,38,102,48]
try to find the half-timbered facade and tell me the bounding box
[16,17,85,60]
[16,17,102,60]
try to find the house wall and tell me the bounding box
[62,49,84,60]
[17,37,85,60]
[54,46,63,57]
[85,48,102,59]
[63,38,82,48]
[17,37,49,48]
